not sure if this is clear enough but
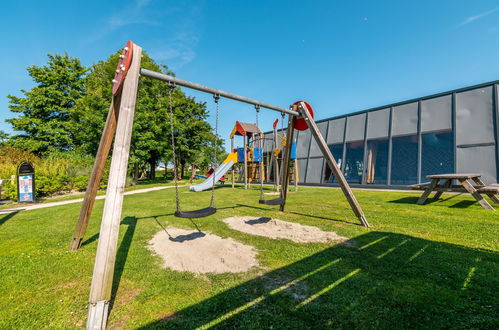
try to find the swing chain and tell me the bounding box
[210,94,220,207]
[168,82,181,213]
[255,105,264,199]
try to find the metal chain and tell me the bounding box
[210,94,220,207]
[168,82,181,213]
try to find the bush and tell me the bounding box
[0,147,110,200]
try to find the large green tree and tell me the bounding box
[72,50,220,180]
[0,130,9,146]
[6,54,87,154]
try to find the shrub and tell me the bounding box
[0,147,111,200]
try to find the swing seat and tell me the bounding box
[174,207,217,219]
[259,198,284,206]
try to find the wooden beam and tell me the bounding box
[297,102,370,227]
[417,178,439,205]
[86,43,142,330]
[459,178,495,210]
[231,138,235,188]
[243,135,248,189]
[279,113,296,211]
[70,95,121,251]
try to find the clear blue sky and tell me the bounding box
[2,0,499,149]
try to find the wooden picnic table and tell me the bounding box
[412,173,499,210]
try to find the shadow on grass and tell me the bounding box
[132,231,498,329]
[389,195,482,209]
[109,216,138,313]
[0,211,19,226]
[449,200,478,208]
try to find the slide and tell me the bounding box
[190,152,237,192]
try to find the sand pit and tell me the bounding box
[148,228,259,274]
[223,216,348,244]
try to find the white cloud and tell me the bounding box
[148,3,204,69]
[459,6,499,26]
[85,0,204,69]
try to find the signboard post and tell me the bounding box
[17,161,35,203]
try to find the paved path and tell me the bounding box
[0,185,186,215]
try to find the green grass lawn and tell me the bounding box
[0,176,202,210]
[0,186,497,328]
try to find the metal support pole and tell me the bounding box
[297,101,370,228]
[140,69,299,116]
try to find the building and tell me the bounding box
[264,80,499,188]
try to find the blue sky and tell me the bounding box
[2,0,499,149]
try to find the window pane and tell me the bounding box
[421,131,454,178]
[344,141,364,184]
[391,135,418,185]
[366,139,389,184]
[324,144,344,183]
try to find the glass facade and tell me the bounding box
[391,135,418,185]
[263,82,499,186]
[344,141,364,184]
[366,139,389,184]
[421,131,454,178]
[324,144,344,183]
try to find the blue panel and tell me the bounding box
[253,148,263,162]
[237,148,245,163]
[290,141,297,159]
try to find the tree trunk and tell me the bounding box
[180,161,185,181]
[149,158,156,180]
[133,163,139,181]
[190,163,196,183]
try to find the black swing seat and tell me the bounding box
[259,198,284,206]
[174,207,217,219]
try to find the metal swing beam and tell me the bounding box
[75,41,369,330]
[140,68,299,116]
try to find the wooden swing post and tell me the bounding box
[86,43,142,329]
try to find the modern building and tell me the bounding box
[264,80,499,188]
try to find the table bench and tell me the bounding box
[410,173,499,210]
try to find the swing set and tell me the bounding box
[70,41,370,329]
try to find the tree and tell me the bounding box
[6,54,87,154]
[71,50,217,180]
[0,130,9,146]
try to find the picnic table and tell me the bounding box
[411,173,499,210]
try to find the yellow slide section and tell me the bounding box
[223,151,238,164]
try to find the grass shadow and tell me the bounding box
[0,211,19,226]
[449,200,478,209]
[109,216,138,313]
[134,231,498,329]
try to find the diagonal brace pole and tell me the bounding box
[297,102,370,228]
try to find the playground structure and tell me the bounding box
[229,121,264,189]
[69,41,370,329]
[189,152,237,192]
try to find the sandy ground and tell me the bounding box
[223,216,348,244]
[148,228,259,274]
